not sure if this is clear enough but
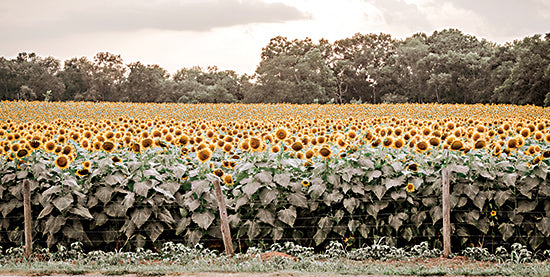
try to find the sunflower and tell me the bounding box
[223,174,233,185]
[382,137,393,147]
[407,163,418,172]
[62,145,73,155]
[54,145,63,155]
[16,148,29,158]
[415,140,429,152]
[249,137,261,151]
[450,140,464,151]
[76,168,90,177]
[303,159,313,167]
[55,155,70,169]
[305,149,315,159]
[507,138,518,149]
[291,141,304,151]
[111,156,121,163]
[141,138,153,149]
[197,148,212,163]
[29,140,41,150]
[82,161,91,169]
[474,139,487,149]
[490,210,496,217]
[214,168,224,178]
[270,145,280,153]
[393,138,404,149]
[543,150,550,159]
[429,137,440,147]
[319,146,331,158]
[275,128,288,140]
[406,183,415,193]
[131,142,142,153]
[301,180,310,187]
[178,135,189,146]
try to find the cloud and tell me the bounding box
[367,0,433,33]
[0,0,309,39]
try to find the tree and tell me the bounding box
[119,62,168,102]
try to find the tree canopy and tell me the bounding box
[1,29,548,105]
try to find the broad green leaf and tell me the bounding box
[42,185,62,198]
[45,215,65,235]
[256,171,273,183]
[517,200,537,213]
[70,204,93,219]
[145,222,164,242]
[473,194,486,210]
[243,181,261,197]
[176,218,191,235]
[401,227,413,242]
[272,225,284,241]
[390,190,407,201]
[537,217,550,237]
[348,219,359,232]
[464,210,480,225]
[94,212,109,227]
[373,185,387,200]
[389,214,403,231]
[499,223,514,241]
[104,202,126,217]
[259,188,278,206]
[358,158,374,169]
[367,202,389,219]
[358,223,369,238]
[313,229,328,246]
[186,229,203,246]
[477,217,490,234]
[257,208,275,226]
[518,177,538,199]
[494,190,513,207]
[325,190,344,204]
[288,191,308,208]
[343,198,357,213]
[158,208,176,225]
[502,173,517,187]
[383,176,405,190]
[1,173,15,183]
[122,193,135,212]
[159,182,180,196]
[430,206,442,224]
[235,194,249,210]
[121,219,135,238]
[192,211,215,230]
[53,194,73,212]
[191,180,210,195]
[334,209,345,223]
[104,172,125,185]
[37,204,54,219]
[447,164,469,175]
[411,211,427,229]
[274,173,291,186]
[277,206,296,227]
[464,184,479,201]
[95,186,114,203]
[529,231,544,250]
[367,170,382,182]
[246,220,260,240]
[228,214,241,228]
[309,183,326,200]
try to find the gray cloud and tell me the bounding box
[0,0,309,39]
[444,0,550,38]
[368,0,433,32]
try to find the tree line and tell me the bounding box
[1,29,549,105]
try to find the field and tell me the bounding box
[0,101,549,255]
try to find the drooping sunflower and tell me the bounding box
[214,168,224,178]
[291,141,304,152]
[76,168,90,177]
[223,174,234,185]
[305,149,315,159]
[407,163,419,172]
[474,139,487,149]
[415,140,429,152]
[16,148,29,158]
[55,155,70,169]
[319,145,331,158]
[450,140,464,151]
[197,148,212,163]
[141,138,153,149]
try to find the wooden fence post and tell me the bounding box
[442,169,451,258]
[213,179,234,256]
[23,179,32,259]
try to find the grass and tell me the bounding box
[1,256,550,276]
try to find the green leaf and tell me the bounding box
[358,158,374,169]
[477,217,490,234]
[367,202,388,219]
[367,170,382,182]
[494,190,513,207]
[464,210,480,225]
[274,173,291,187]
[70,204,93,219]
[309,183,326,200]
[145,222,164,242]
[383,176,405,190]
[277,206,297,227]
[473,194,486,210]
[391,190,407,201]
[343,198,358,214]
[104,172,125,186]
[498,223,515,241]
[313,229,328,246]
[448,164,469,175]
[518,177,538,199]
[42,185,62,199]
[464,183,479,201]
[191,180,210,196]
[192,211,215,230]
[430,206,442,224]
[95,186,114,203]
[348,219,359,232]
[358,223,369,238]
[259,188,278,206]
[411,211,427,229]
[235,194,249,210]
[373,185,387,200]
[288,191,308,208]
[228,214,241,228]
[104,202,126,217]
[517,200,537,213]
[537,217,550,237]
[37,204,54,219]
[176,218,190,235]
[158,208,175,225]
[389,214,403,231]
[502,173,517,187]
[257,208,275,226]
[53,194,73,212]
[122,193,135,212]
[325,190,343,205]
[246,220,260,240]
[256,171,272,183]
[243,181,261,197]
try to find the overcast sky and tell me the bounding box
[1,0,548,74]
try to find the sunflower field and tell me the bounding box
[0,101,549,252]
